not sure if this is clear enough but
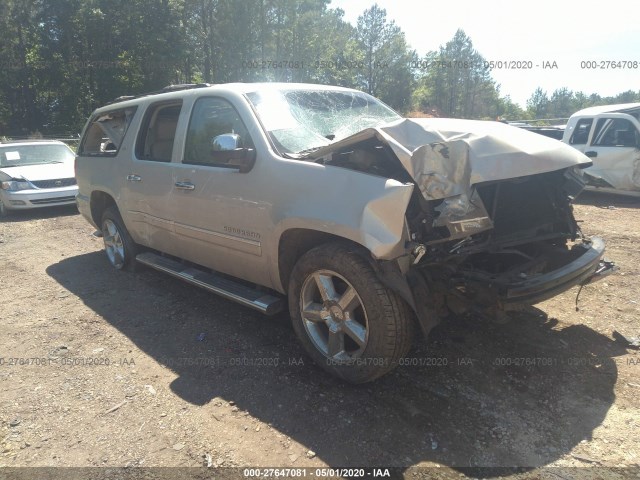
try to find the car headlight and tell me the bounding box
[1,180,32,191]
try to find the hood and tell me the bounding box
[0,161,75,182]
[312,118,591,201]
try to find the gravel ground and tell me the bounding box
[0,191,639,479]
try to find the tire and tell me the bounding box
[288,242,414,383]
[0,198,10,218]
[100,206,138,271]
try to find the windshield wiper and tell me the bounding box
[295,146,324,156]
[282,152,307,160]
[283,149,322,160]
[286,143,337,160]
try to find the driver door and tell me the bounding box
[168,96,272,286]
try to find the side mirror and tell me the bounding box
[210,134,256,173]
[212,133,240,152]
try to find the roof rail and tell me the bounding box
[111,95,136,103]
[161,83,212,92]
[105,83,213,106]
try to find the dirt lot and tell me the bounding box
[1,192,639,478]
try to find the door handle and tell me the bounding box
[585,151,598,158]
[174,181,195,190]
[126,174,142,182]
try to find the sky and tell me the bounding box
[330,0,640,108]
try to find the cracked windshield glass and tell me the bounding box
[246,89,401,155]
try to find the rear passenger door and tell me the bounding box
[168,96,272,286]
[122,100,183,253]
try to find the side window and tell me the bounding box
[135,102,182,162]
[592,118,638,147]
[184,97,254,167]
[569,118,593,145]
[79,107,137,156]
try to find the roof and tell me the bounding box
[571,102,640,117]
[99,82,361,110]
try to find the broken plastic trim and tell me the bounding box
[575,258,618,311]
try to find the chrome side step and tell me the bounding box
[136,252,284,316]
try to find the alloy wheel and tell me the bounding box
[299,269,369,361]
[103,218,125,269]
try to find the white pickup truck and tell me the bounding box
[562,103,640,194]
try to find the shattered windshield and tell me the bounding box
[246,89,401,155]
[0,144,74,168]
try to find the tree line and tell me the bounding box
[1,0,638,136]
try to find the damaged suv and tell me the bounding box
[76,83,614,382]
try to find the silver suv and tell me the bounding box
[76,83,614,382]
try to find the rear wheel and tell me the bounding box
[288,243,414,383]
[101,206,137,270]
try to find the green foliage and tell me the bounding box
[352,5,415,111]
[0,1,636,135]
[412,30,502,119]
[526,87,549,119]
[525,87,640,121]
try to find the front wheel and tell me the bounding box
[101,206,138,270]
[288,243,414,383]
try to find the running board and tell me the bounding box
[135,252,284,316]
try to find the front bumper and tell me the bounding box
[501,237,614,305]
[0,186,78,210]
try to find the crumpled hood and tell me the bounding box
[0,161,75,182]
[313,118,592,200]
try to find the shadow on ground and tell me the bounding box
[47,251,628,471]
[0,205,78,223]
[576,190,640,209]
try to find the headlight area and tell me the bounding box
[1,180,32,191]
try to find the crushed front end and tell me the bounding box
[406,167,615,325]
[309,118,617,334]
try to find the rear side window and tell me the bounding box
[79,107,137,156]
[135,101,183,162]
[569,118,593,145]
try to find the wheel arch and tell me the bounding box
[286,240,416,383]
[277,228,365,293]
[90,190,117,227]
[277,228,441,339]
[277,228,418,312]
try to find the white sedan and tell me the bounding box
[0,140,78,217]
